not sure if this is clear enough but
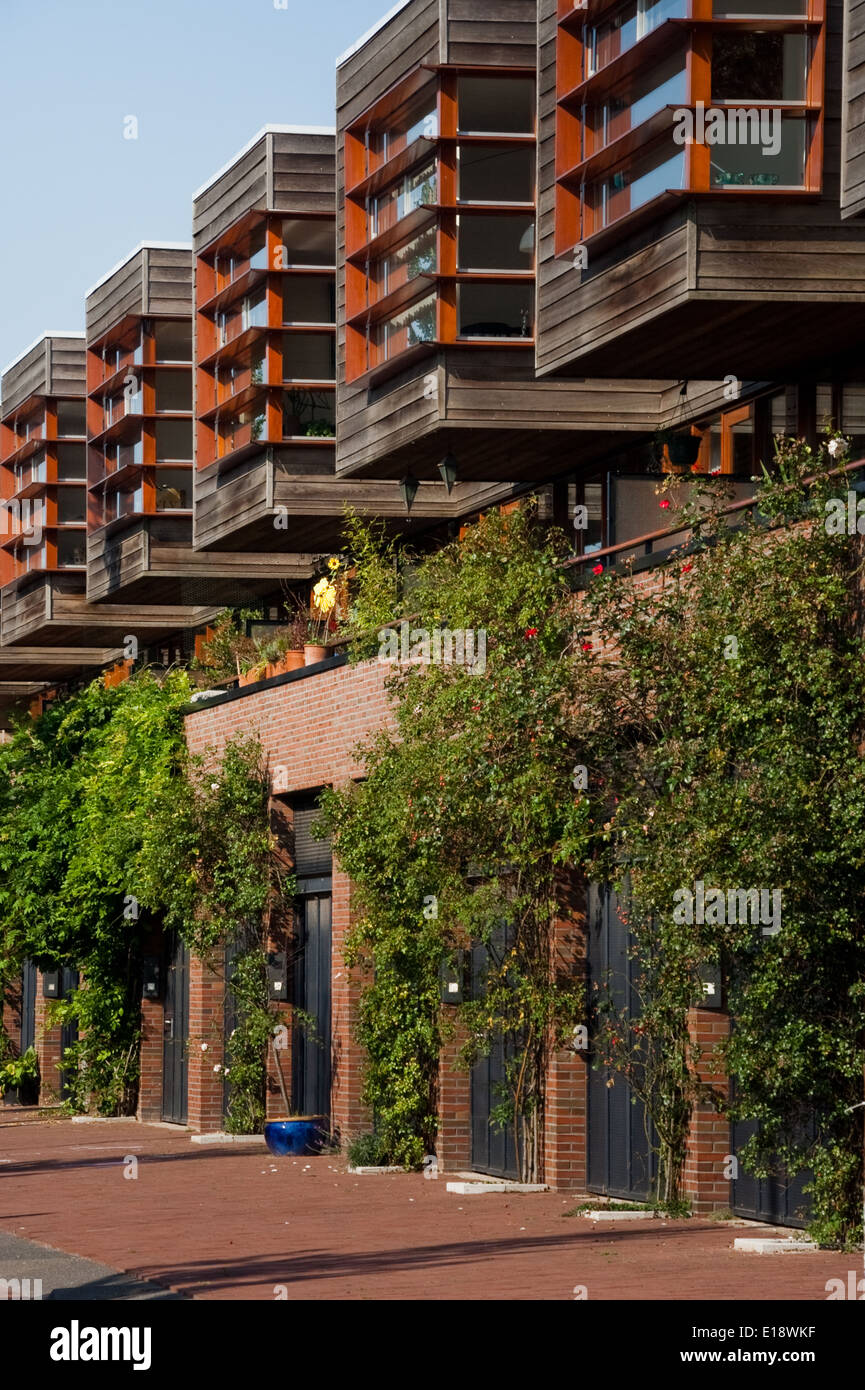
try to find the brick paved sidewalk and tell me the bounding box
[0,1119,849,1301]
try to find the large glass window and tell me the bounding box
[371,165,437,236]
[457,214,535,271]
[155,370,192,412]
[155,469,191,510]
[154,319,192,362]
[377,94,438,161]
[457,282,534,338]
[589,0,688,76]
[57,444,86,480]
[375,227,437,296]
[457,76,535,135]
[57,530,86,566]
[58,490,86,524]
[714,0,807,13]
[155,419,193,461]
[282,276,335,324]
[592,54,688,149]
[458,144,535,204]
[56,399,86,436]
[282,389,336,437]
[376,295,437,361]
[591,143,685,228]
[282,333,335,381]
[280,218,334,266]
[709,115,807,187]
[712,33,808,102]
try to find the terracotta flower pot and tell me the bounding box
[304,644,327,666]
[283,650,305,672]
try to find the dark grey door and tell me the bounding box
[291,892,332,1120]
[587,883,657,1201]
[20,961,37,1052]
[731,1117,812,1228]
[59,968,79,1101]
[470,923,523,1180]
[162,932,189,1124]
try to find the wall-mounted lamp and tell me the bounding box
[437,453,458,494]
[400,474,419,514]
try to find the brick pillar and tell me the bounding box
[186,949,226,1133]
[330,866,369,1141]
[137,925,165,1123]
[437,1015,471,1174]
[542,876,588,1190]
[683,1006,731,1212]
[34,972,63,1104]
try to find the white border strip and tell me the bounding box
[1,331,85,380]
[84,242,193,300]
[336,0,415,67]
[193,125,336,201]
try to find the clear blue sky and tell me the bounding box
[0,0,391,371]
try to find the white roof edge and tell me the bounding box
[192,125,337,201]
[337,0,415,68]
[84,242,193,300]
[1,331,86,380]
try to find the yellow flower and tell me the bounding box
[327,556,340,571]
[312,578,337,614]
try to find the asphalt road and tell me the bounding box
[0,1228,183,1300]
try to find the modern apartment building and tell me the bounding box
[4,0,865,1225]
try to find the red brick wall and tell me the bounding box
[437,1016,471,1173]
[34,972,63,1104]
[183,661,395,1139]
[187,949,227,1133]
[543,876,588,1190]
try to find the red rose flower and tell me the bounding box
[524,627,538,638]
[592,564,604,576]
[681,562,693,574]
[659,498,671,510]
[581,642,592,652]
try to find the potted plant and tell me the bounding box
[0,1046,39,1107]
[654,427,702,471]
[263,1036,328,1157]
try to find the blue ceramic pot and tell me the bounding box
[264,1117,327,1157]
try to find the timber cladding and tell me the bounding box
[842,0,865,215]
[1,337,85,419]
[86,246,193,344]
[192,130,336,253]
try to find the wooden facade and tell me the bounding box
[537,0,865,380]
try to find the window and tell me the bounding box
[113,485,144,519]
[155,469,191,510]
[282,389,336,437]
[712,33,808,102]
[282,333,335,381]
[457,282,534,338]
[590,143,685,228]
[154,319,193,362]
[377,95,438,161]
[57,531,86,566]
[375,227,437,296]
[589,0,688,76]
[371,164,437,236]
[457,76,535,135]
[155,370,192,412]
[714,0,807,14]
[58,490,86,524]
[709,115,807,187]
[155,419,192,461]
[242,290,267,332]
[114,435,144,470]
[56,399,86,436]
[280,218,334,266]
[376,295,437,362]
[282,276,335,325]
[458,214,535,271]
[592,54,688,150]
[458,144,535,204]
